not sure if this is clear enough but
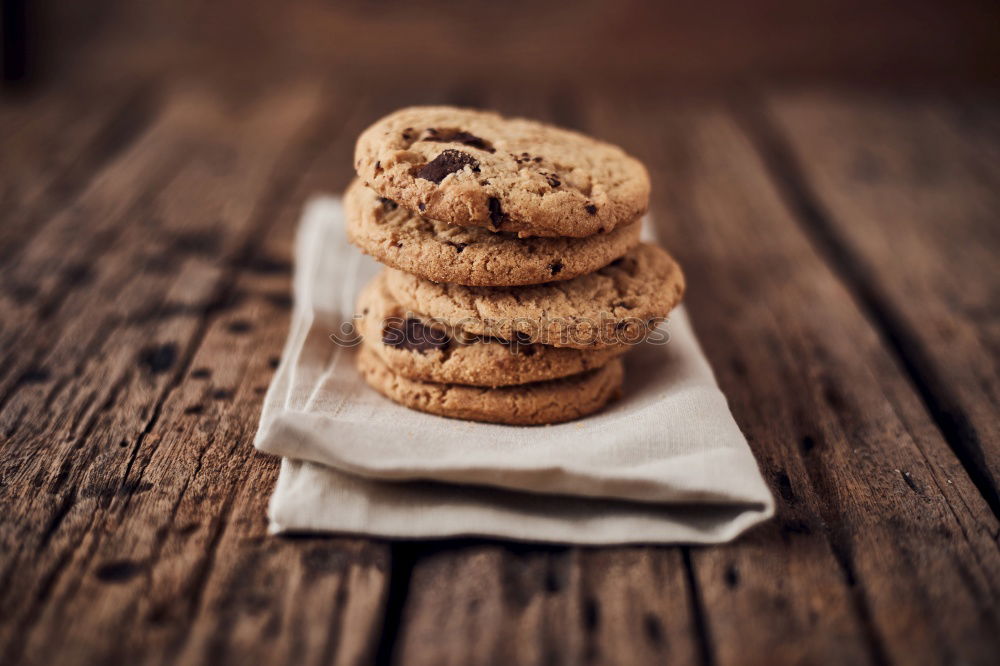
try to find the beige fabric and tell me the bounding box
[254,197,774,544]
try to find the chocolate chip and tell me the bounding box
[549,261,563,275]
[378,197,398,211]
[446,241,468,253]
[585,204,598,215]
[413,150,480,184]
[488,197,505,225]
[422,128,495,153]
[382,318,450,353]
[546,174,561,188]
[418,202,426,212]
[533,156,543,163]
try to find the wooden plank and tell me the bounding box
[0,84,159,266]
[0,84,391,664]
[760,92,1000,514]
[581,95,1000,665]
[391,542,699,666]
[158,92,395,666]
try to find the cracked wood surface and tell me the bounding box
[1,82,998,665]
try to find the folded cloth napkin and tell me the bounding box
[254,197,774,544]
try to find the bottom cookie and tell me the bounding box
[357,345,624,425]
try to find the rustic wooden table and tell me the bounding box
[2,79,998,665]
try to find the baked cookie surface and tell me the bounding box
[346,179,642,286]
[383,243,685,350]
[357,345,624,425]
[354,106,650,238]
[357,272,626,386]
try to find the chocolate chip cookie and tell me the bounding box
[354,106,650,238]
[346,179,642,286]
[357,345,624,425]
[357,272,626,386]
[382,243,685,350]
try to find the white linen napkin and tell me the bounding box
[254,197,774,544]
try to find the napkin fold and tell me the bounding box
[254,197,774,544]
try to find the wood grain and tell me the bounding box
[389,543,699,666]
[1,82,998,665]
[0,83,392,665]
[761,92,1000,514]
[582,95,1000,665]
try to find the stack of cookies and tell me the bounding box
[346,107,684,425]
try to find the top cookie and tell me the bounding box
[354,106,650,238]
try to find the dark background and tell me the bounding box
[5,0,1000,94]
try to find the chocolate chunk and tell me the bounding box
[413,150,480,184]
[378,197,398,211]
[549,261,564,275]
[423,128,495,153]
[488,197,505,225]
[382,318,450,353]
[585,204,598,215]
